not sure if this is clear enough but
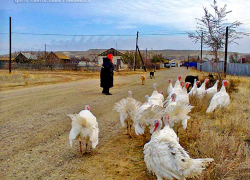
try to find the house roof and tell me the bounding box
[22,53,38,60]
[0,57,15,61]
[54,53,70,60]
[98,48,123,56]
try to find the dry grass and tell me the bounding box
[0,69,145,91]
[111,73,249,179]
[110,71,249,179]
[180,71,250,179]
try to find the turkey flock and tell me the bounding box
[68,75,230,180]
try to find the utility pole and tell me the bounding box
[9,17,11,74]
[137,46,146,71]
[45,44,46,58]
[224,27,228,76]
[200,32,203,72]
[134,31,139,71]
[133,53,136,71]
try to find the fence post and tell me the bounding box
[200,32,203,72]
[9,17,12,74]
[224,27,228,77]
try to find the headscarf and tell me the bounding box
[107,54,113,63]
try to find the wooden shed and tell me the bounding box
[15,53,29,63]
[47,52,70,65]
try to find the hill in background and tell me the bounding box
[58,49,209,61]
[2,49,247,62]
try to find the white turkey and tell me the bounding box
[135,103,168,136]
[148,83,164,107]
[134,96,168,144]
[144,119,214,180]
[206,80,219,97]
[206,80,230,113]
[167,79,173,96]
[165,93,194,135]
[163,93,176,108]
[174,75,182,90]
[180,81,185,88]
[162,115,179,142]
[165,76,182,102]
[173,75,183,95]
[68,105,99,155]
[175,82,191,105]
[113,91,142,136]
[188,79,200,97]
[196,79,209,99]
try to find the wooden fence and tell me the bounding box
[0,62,101,71]
[197,62,250,76]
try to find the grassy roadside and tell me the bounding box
[179,70,250,179]
[107,70,250,179]
[0,69,147,91]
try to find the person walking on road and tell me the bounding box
[100,54,114,95]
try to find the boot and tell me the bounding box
[105,88,112,95]
[102,88,109,94]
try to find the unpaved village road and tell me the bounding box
[0,68,189,180]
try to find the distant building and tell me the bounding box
[78,61,96,67]
[0,57,15,63]
[47,52,70,64]
[0,57,15,69]
[14,52,38,63]
[202,53,230,62]
[97,48,125,69]
[14,53,27,63]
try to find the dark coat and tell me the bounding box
[100,57,114,88]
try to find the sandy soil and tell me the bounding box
[0,67,189,180]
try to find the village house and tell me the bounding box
[97,48,125,69]
[14,53,28,63]
[0,57,15,63]
[14,52,39,63]
[47,52,70,65]
[0,57,15,69]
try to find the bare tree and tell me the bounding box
[121,51,143,70]
[188,0,247,62]
[244,55,250,63]
[151,54,164,70]
[70,56,80,71]
[229,52,241,63]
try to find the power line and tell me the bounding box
[140,32,188,36]
[0,29,249,37]
[0,31,190,37]
[11,32,136,37]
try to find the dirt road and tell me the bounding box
[0,67,189,180]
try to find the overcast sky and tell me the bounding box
[0,0,250,55]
